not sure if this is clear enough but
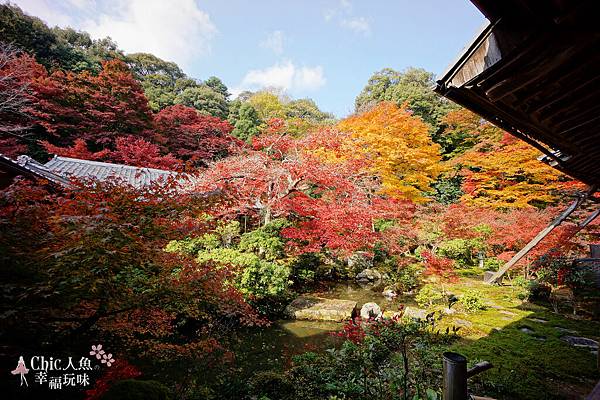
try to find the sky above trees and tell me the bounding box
[12,0,485,117]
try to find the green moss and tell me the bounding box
[439,278,600,400]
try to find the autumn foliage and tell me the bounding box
[153,104,240,166]
[445,109,575,208]
[0,178,261,368]
[2,32,599,400]
[338,102,444,202]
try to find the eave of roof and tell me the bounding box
[434,0,600,186]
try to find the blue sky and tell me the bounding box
[13,0,485,117]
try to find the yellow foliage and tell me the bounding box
[338,102,444,202]
[248,91,286,121]
[456,134,571,208]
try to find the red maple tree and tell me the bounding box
[30,59,153,149]
[153,104,241,167]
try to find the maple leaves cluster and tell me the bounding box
[1,54,239,170]
[0,176,262,370]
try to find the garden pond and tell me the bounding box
[231,280,418,372]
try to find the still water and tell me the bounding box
[232,281,417,372]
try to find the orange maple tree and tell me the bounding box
[338,102,444,202]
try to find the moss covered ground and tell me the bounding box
[439,277,599,400]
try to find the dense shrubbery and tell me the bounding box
[459,290,486,312]
[416,285,444,308]
[255,316,449,400]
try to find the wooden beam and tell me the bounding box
[486,186,597,284]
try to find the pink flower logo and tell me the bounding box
[90,344,105,360]
[101,353,115,367]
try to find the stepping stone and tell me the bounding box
[403,306,428,320]
[453,318,473,328]
[499,310,517,316]
[519,326,535,334]
[560,336,599,352]
[527,317,548,324]
[285,296,357,322]
[554,326,578,334]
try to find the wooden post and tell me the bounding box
[486,186,597,284]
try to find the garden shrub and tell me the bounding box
[459,289,486,312]
[289,253,321,283]
[250,370,293,399]
[391,263,422,293]
[168,219,292,299]
[482,257,502,271]
[512,276,551,301]
[437,238,484,267]
[286,317,446,400]
[416,285,444,308]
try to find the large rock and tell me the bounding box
[285,296,357,322]
[355,268,383,282]
[360,302,382,320]
[403,306,428,320]
[348,251,373,274]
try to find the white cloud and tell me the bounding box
[238,61,326,94]
[83,0,216,68]
[339,0,352,11]
[13,0,76,26]
[67,0,96,10]
[323,0,371,36]
[260,30,285,55]
[340,17,371,35]
[13,0,217,70]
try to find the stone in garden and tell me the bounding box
[403,306,428,320]
[519,326,534,334]
[453,318,473,328]
[527,317,548,324]
[554,326,578,334]
[382,286,398,298]
[285,296,357,322]
[560,336,599,352]
[355,268,383,282]
[347,251,373,274]
[360,302,382,320]
[499,310,516,316]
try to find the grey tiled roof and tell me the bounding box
[41,156,179,188]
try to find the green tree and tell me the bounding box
[52,27,123,72]
[175,85,229,119]
[125,52,184,79]
[248,91,286,120]
[0,3,120,72]
[204,76,229,99]
[125,52,193,111]
[228,100,262,141]
[355,67,457,129]
[285,98,333,122]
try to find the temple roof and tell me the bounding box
[435,0,600,186]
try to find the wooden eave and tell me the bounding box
[435,0,600,186]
